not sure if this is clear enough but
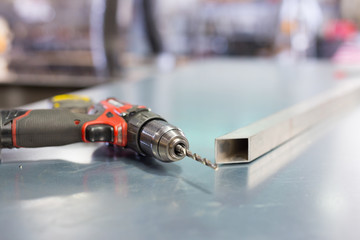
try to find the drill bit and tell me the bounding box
[175,145,218,170]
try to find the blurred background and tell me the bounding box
[0,0,360,108]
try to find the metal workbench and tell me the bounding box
[1,59,360,239]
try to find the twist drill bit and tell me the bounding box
[175,145,218,170]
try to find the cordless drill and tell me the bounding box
[0,97,217,169]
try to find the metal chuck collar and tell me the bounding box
[139,120,189,162]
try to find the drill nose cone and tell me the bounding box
[159,129,189,162]
[139,119,189,162]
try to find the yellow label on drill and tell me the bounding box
[51,94,93,113]
[52,94,91,103]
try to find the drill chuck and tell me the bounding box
[139,120,189,162]
[125,110,189,162]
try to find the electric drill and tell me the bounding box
[0,97,217,169]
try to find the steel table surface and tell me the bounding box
[1,59,360,240]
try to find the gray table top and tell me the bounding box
[1,58,360,240]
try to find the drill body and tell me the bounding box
[0,98,189,163]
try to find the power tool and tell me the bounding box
[0,96,217,170]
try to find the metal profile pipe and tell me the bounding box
[215,79,360,164]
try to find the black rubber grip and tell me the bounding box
[0,110,28,148]
[14,109,99,148]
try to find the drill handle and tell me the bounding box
[0,109,99,148]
